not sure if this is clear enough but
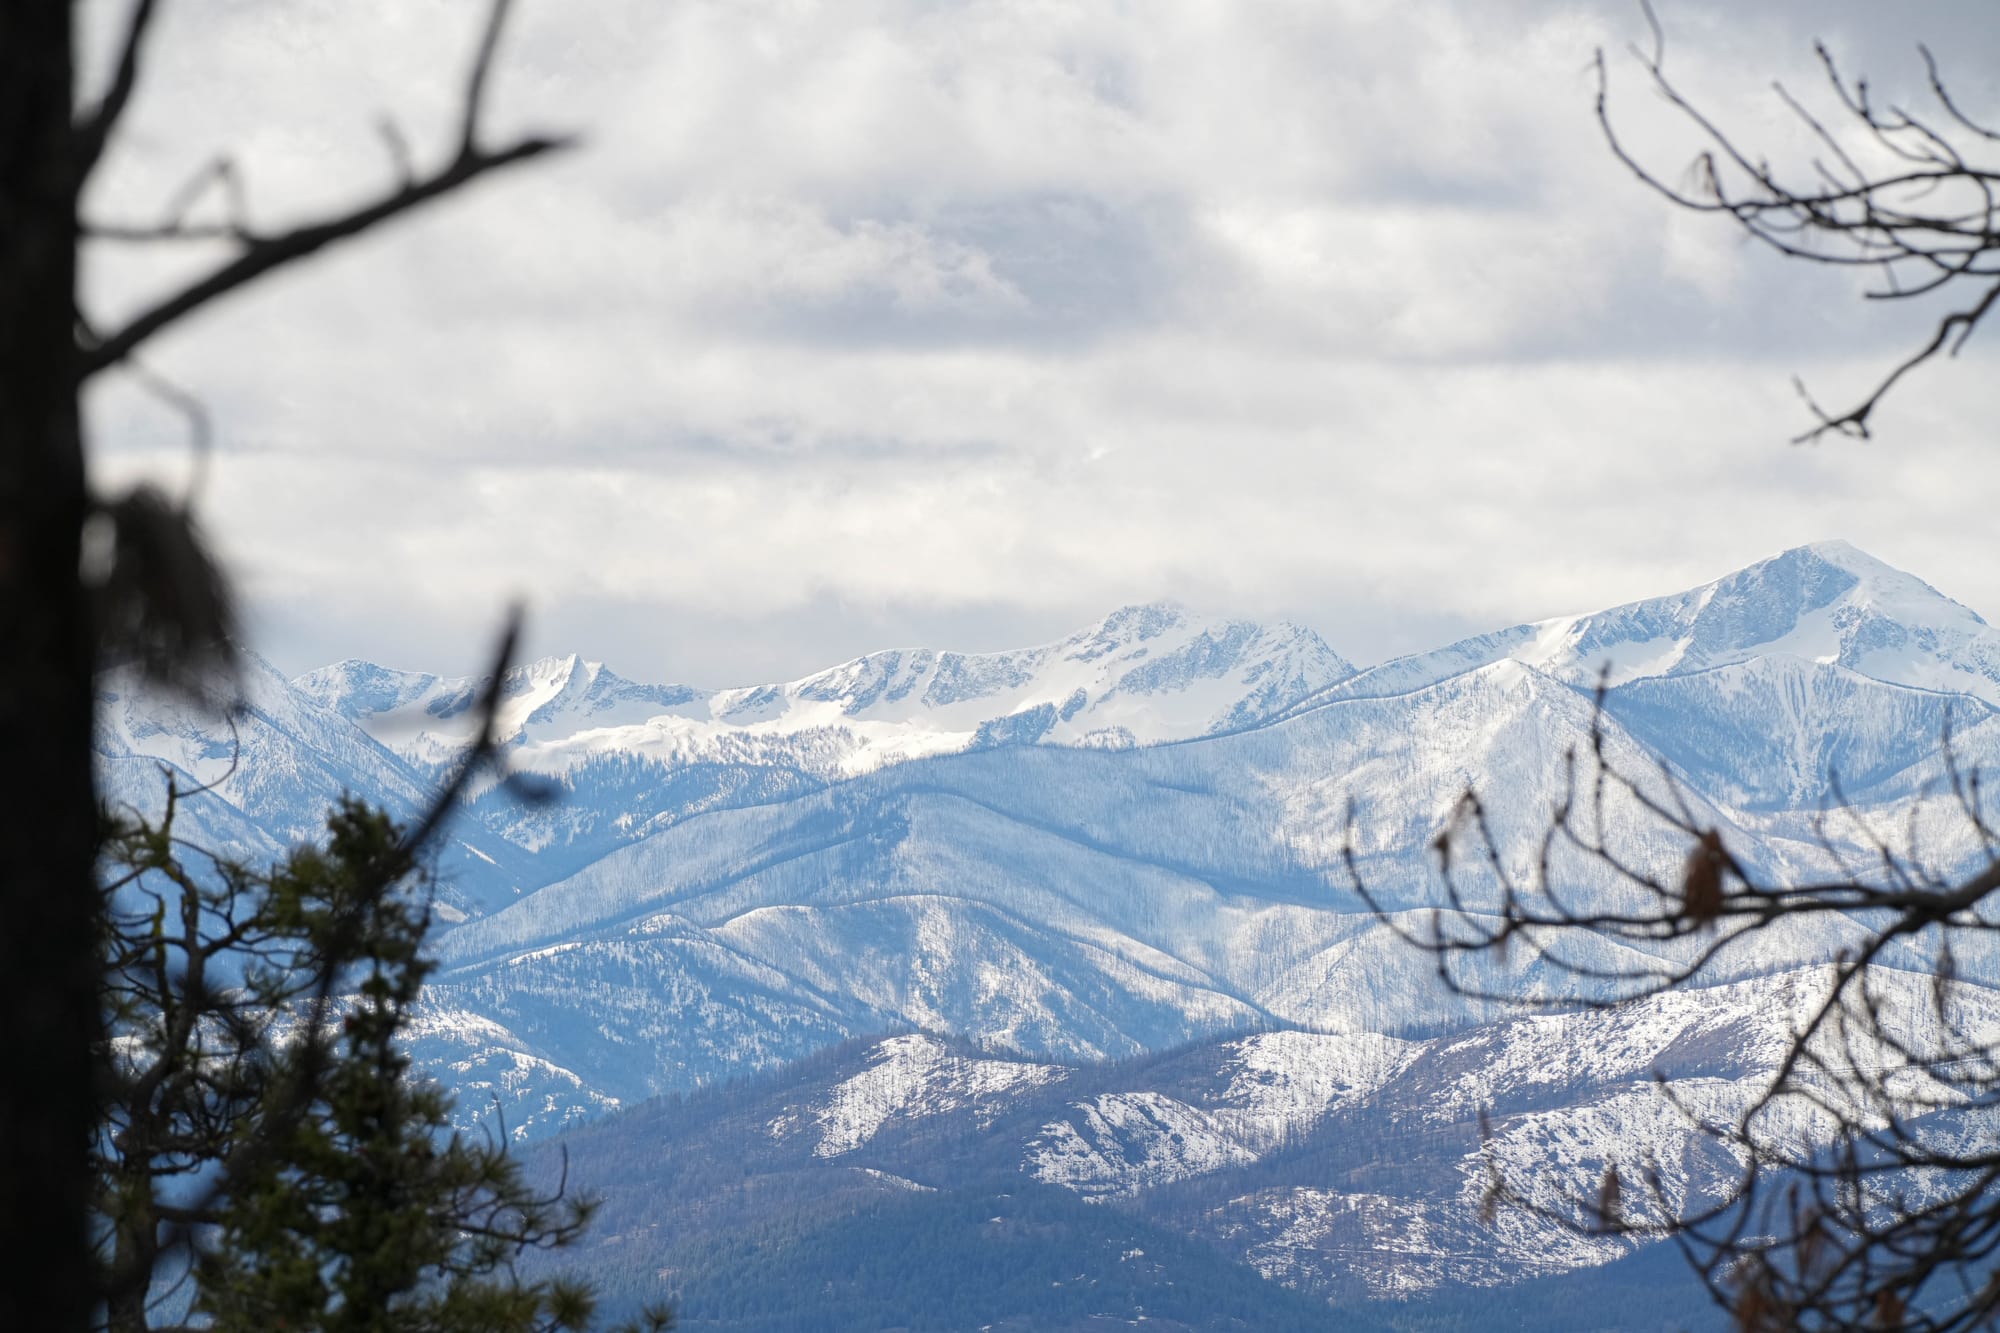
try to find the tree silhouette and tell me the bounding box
[1,3,567,1329]
[96,793,670,1332]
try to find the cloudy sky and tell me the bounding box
[81,0,2000,685]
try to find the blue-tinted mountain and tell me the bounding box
[94,541,2000,1311]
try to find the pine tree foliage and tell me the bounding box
[94,790,670,1333]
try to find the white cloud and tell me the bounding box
[77,0,2000,681]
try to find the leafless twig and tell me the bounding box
[1597,5,2000,442]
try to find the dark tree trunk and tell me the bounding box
[0,5,96,1331]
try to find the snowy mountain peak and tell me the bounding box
[1683,540,1986,647]
[1556,540,1999,695]
[295,658,448,719]
[506,651,592,695]
[1339,542,2000,707]
[1074,601,1192,651]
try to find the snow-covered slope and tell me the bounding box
[101,541,2000,1143]
[95,653,537,915]
[422,645,1970,1116]
[1603,654,2000,811]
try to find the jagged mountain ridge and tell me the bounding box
[290,603,1356,908]
[295,602,1357,777]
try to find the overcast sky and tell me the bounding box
[80,0,2000,685]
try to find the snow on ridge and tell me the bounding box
[398,1005,620,1140]
[293,603,1358,784]
[1516,542,2000,697]
[1212,1030,1417,1146]
[853,1166,936,1193]
[1030,1091,1259,1198]
[802,1033,1068,1159]
[1319,541,2000,710]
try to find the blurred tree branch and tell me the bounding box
[1,2,570,1329]
[78,0,574,376]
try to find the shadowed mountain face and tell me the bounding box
[97,544,2000,1310]
[519,971,1906,1323]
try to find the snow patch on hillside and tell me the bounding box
[1029,1092,1260,1198]
[802,1034,1068,1158]
[1211,1030,1416,1147]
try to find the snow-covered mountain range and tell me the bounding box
[97,540,2000,1316]
[295,604,1354,778]
[274,604,1351,912]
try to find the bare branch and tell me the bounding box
[461,0,519,155]
[1595,25,2000,444]
[378,116,416,189]
[77,0,575,379]
[1792,279,2000,441]
[75,0,162,175]
[80,133,568,378]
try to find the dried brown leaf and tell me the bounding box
[1681,829,1729,925]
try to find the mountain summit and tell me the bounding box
[1337,541,2000,705]
[1525,541,1998,691]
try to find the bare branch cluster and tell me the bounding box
[1347,685,2000,1331]
[1600,6,2000,441]
[75,0,572,383]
